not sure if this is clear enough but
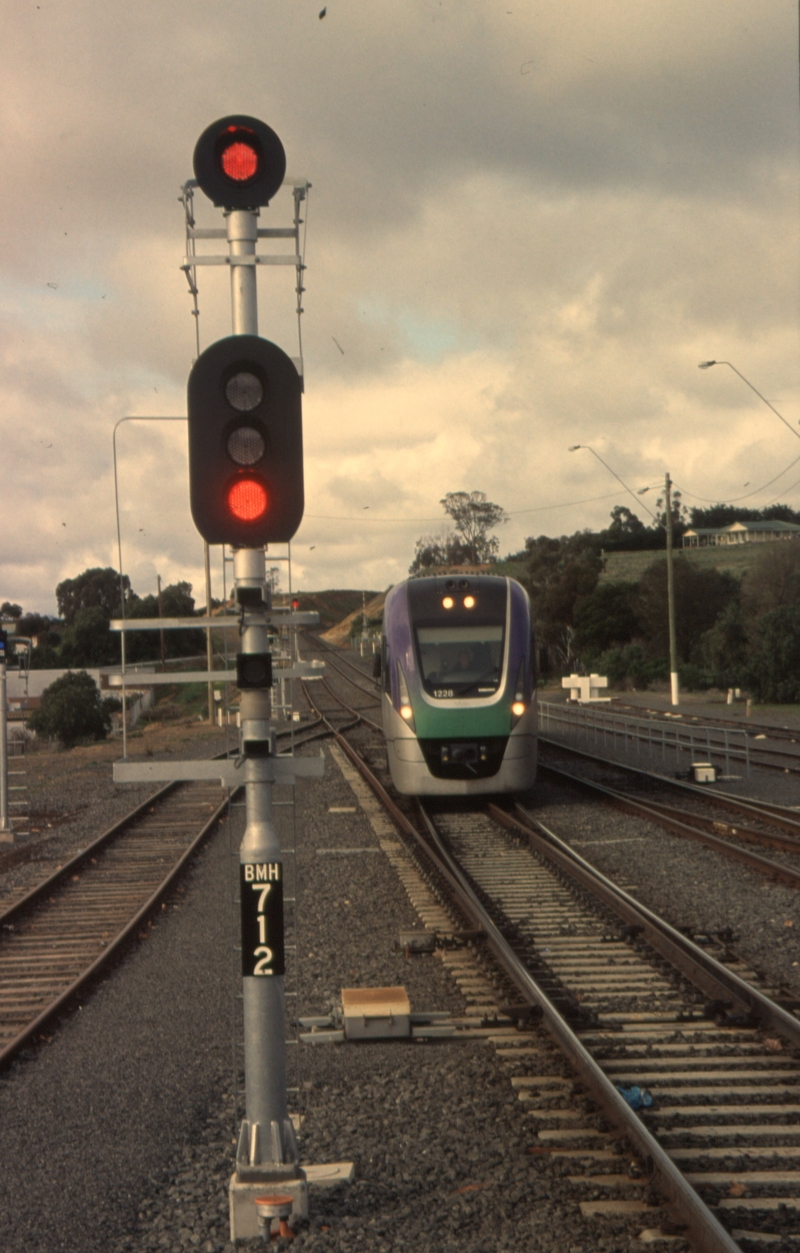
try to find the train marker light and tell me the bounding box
[442,596,454,610]
[187,334,304,546]
[463,595,476,609]
[193,115,286,209]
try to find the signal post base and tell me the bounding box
[229,1172,308,1241]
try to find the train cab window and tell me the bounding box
[415,625,504,698]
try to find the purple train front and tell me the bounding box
[378,574,537,796]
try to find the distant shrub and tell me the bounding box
[678,663,714,692]
[28,671,110,748]
[591,646,668,691]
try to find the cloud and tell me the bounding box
[0,0,797,611]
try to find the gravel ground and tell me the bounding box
[530,765,800,1003]
[0,730,664,1253]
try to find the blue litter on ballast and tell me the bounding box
[615,1085,653,1110]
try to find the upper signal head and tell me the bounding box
[193,115,286,208]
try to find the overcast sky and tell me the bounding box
[1,0,798,614]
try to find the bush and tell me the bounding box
[28,671,111,747]
[591,646,668,690]
[745,606,800,703]
[678,663,714,692]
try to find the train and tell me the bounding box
[378,573,537,796]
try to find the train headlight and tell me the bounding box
[511,660,527,727]
[442,596,454,610]
[396,661,416,730]
[463,595,475,609]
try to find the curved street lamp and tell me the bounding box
[698,361,800,443]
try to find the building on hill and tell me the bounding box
[682,519,800,548]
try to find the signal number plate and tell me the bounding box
[241,862,285,977]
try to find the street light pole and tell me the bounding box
[664,471,679,707]
[698,361,800,443]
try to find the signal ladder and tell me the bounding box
[7,737,30,834]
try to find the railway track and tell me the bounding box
[539,740,800,894]
[0,776,231,1069]
[303,643,800,1250]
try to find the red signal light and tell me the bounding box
[220,137,259,183]
[228,479,268,521]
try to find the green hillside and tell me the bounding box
[599,544,765,585]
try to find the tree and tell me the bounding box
[28,671,111,747]
[440,491,508,564]
[58,606,120,667]
[741,542,800,622]
[409,533,472,575]
[598,506,662,553]
[56,568,130,625]
[521,531,603,669]
[126,582,203,661]
[637,557,736,661]
[573,581,639,656]
[746,606,800,703]
[0,602,22,620]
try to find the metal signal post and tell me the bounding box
[196,119,309,1229]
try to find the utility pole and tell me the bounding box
[157,575,166,672]
[664,472,679,707]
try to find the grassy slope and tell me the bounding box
[599,544,765,584]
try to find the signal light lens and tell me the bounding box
[228,426,265,466]
[220,132,260,182]
[226,371,263,412]
[228,479,267,521]
[463,595,476,609]
[442,596,454,610]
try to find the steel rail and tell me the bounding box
[0,786,230,1070]
[538,762,800,889]
[0,778,180,928]
[540,737,800,835]
[304,635,381,699]
[493,802,800,1048]
[323,727,740,1252]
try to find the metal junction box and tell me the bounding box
[692,761,717,784]
[341,986,411,1040]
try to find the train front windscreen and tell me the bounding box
[408,578,507,700]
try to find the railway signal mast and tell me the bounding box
[112,116,323,1238]
[188,115,311,1232]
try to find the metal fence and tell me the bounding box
[539,700,750,778]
